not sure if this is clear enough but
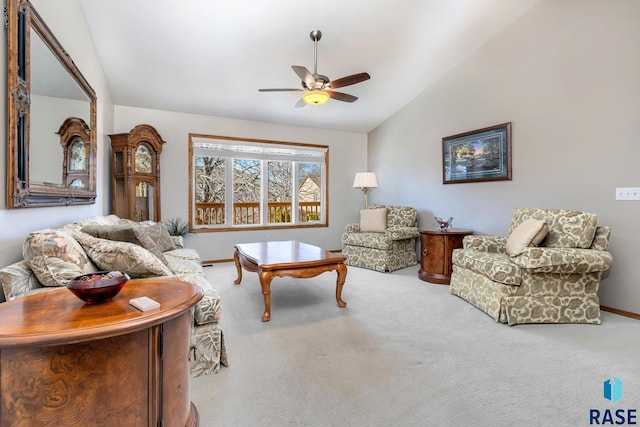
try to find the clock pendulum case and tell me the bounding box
[109,124,165,221]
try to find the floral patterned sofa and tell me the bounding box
[449,207,613,325]
[342,205,419,272]
[0,215,227,377]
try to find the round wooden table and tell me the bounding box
[419,229,474,284]
[0,278,202,427]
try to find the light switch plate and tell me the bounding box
[616,187,640,201]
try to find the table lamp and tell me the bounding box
[353,172,378,209]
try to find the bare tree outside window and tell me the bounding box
[195,156,225,225]
[233,159,261,224]
[268,161,292,223]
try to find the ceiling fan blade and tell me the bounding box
[330,72,371,89]
[259,88,304,92]
[292,65,316,87]
[328,91,358,103]
[294,98,307,108]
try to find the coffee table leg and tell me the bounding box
[258,271,273,322]
[233,248,242,285]
[335,263,347,308]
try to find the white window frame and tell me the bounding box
[189,134,328,232]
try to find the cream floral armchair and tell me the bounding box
[449,208,613,325]
[342,205,419,272]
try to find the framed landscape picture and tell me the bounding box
[442,122,512,184]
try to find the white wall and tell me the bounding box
[114,106,367,262]
[29,95,91,184]
[0,0,114,266]
[368,0,640,313]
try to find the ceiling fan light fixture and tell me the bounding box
[302,90,330,105]
[259,30,370,107]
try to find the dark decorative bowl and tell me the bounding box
[67,271,129,304]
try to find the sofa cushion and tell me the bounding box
[23,229,98,287]
[71,231,172,278]
[171,235,185,249]
[360,208,387,232]
[452,249,522,286]
[82,223,138,243]
[509,247,613,274]
[462,235,508,254]
[509,208,598,249]
[164,249,204,275]
[136,221,177,252]
[81,222,174,265]
[62,215,121,231]
[506,218,549,256]
[0,260,41,301]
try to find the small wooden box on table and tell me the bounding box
[419,229,473,284]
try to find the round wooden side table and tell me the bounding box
[418,229,473,284]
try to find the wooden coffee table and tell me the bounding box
[233,240,348,322]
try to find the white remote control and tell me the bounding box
[129,296,160,311]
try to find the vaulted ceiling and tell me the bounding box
[80,0,540,133]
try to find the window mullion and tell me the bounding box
[226,157,233,226]
[320,162,326,222]
[261,159,268,225]
[292,162,299,224]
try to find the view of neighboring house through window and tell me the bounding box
[190,134,328,231]
[298,163,322,221]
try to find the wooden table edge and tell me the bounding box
[0,279,203,348]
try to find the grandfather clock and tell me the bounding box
[59,117,92,191]
[109,124,165,221]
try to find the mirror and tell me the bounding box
[7,0,97,208]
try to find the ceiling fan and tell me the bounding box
[259,30,370,107]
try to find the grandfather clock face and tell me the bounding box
[69,140,87,171]
[134,145,152,173]
[65,138,88,190]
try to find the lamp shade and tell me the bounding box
[353,172,378,188]
[302,90,330,105]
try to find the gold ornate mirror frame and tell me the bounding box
[6,0,97,208]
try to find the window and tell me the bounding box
[190,134,328,231]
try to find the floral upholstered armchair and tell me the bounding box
[342,205,419,272]
[449,207,613,325]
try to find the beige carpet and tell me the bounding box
[191,262,640,426]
